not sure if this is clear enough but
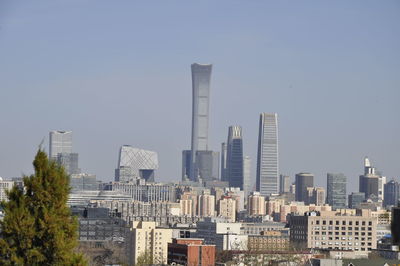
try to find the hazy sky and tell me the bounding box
[1,1,399,192]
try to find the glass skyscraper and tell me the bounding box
[190,63,212,181]
[295,173,314,202]
[256,113,279,196]
[327,173,347,210]
[226,126,244,189]
[49,130,72,159]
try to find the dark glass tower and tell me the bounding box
[327,173,347,210]
[226,126,244,189]
[295,173,314,202]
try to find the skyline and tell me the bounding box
[0,1,399,193]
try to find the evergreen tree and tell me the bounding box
[0,150,86,265]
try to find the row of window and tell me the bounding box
[314,220,372,226]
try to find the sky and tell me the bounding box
[0,1,399,193]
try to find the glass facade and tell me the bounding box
[226,126,244,189]
[327,173,347,210]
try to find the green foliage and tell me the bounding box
[0,150,87,265]
[136,251,153,266]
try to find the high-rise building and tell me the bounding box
[348,192,365,209]
[221,142,227,182]
[57,153,80,175]
[256,113,279,196]
[181,150,191,181]
[115,145,158,182]
[248,191,266,216]
[218,197,237,222]
[226,126,244,189]
[295,173,314,202]
[306,187,326,206]
[384,180,400,207]
[190,63,212,181]
[359,157,383,200]
[243,156,251,198]
[279,175,290,194]
[198,192,215,217]
[49,130,72,159]
[193,150,219,182]
[326,173,347,210]
[129,221,172,265]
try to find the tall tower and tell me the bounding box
[190,63,212,181]
[256,113,279,196]
[243,156,251,198]
[220,143,228,182]
[226,126,244,189]
[49,130,72,160]
[295,173,314,202]
[327,173,347,210]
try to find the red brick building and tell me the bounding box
[168,238,215,266]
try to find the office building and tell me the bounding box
[307,187,326,206]
[243,156,251,198]
[193,150,219,182]
[392,207,400,245]
[168,238,215,266]
[49,130,72,159]
[327,173,347,210]
[221,142,227,182]
[248,192,266,216]
[182,150,191,181]
[190,63,212,181]
[256,113,279,196]
[107,182,176,202]
[57,152,80,175]
[384,180,400,207]
[226,126,244,189]
[248,230,290,252]
[115,145,158,182]
[279,175,290,194]
[348,192,365,209]
[70,173,98,191]
[295,173,314,202]
[129,221,172,265]
[359,157,383,200]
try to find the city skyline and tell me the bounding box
[0,1,399,193]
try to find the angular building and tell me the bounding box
[256,113,279,196]
[57,152,80,175]
[190,63,212,181]
[295,173,314,202]
[226,126,244,189]
[181,150,191,181]
[115,145,158,182]
[326,173,347,210]
[279,175,290,194]
[49,130,72,159]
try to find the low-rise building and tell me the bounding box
[248,230,290,251]
[168,238,215,266]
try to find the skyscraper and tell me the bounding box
[359,157,383,200]
[295,173,314,202]
[243,156,251,198]
[115,145,159,182]
[326,173,347,210]
[348,192,365,209]
[226,126,244,189]
[182,150,191,181]
[279,175,290,194]
[220,142,227,182]
[190,63,212,181]
[49,130,72,159]
[384,180,400,207]
[256,113,279,196]
[49,130,79,175]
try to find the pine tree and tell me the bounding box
[0,150,87,265]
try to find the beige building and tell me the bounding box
[290,211,377,252]
[307,187,326,206]
[129,221,172,265]
[198,193,215,217]
[0,178,14,201]
[248,230,290,251]
[248,192,266,216]
[218,197,236,222]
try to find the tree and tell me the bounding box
[0,149,86,265]
[136,251,153,266]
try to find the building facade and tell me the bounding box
[168,238,215,266]
[327,173,347,210]
[49,130,72,159]
[190,63,212,181]
[348,192,365,209]
[226,126,244,189]
[256,113,279,196]
[384,180,399,207]
[248,192,266,216]
[295,173,314,202]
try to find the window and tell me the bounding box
[342,221,346,225]
[336,221,340,225]
[348,227,352,230]
[323,220,326,225]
